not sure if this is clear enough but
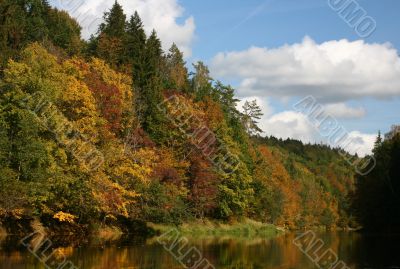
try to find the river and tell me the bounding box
[1,231,399,269]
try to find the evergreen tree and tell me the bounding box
[125,11,147,64]
[353,134,400,232]
[191,61,213,100]
[0,0,82,69]
[45,9,82,55]
[25,0,49,42]
[96,1,127,68]
[133,30,166,140]
[373,130,383,153]
[163,43,189,92]
[98,1,126,38]
[242,100,263,136]
[214,81,240,118]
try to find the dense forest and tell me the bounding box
[0,0,395,234]
[352,133,400,232]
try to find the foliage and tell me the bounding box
[0,0,81,70]
[53,211,76,223]
[0,3,359,232]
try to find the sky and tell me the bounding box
[50,0,400,156]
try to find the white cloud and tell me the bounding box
[211,37,400,102]
[55,0,195,57]
[260,110,375,156]
[344,131,376,157]
[261,111,318,143]
[324,103,366,118]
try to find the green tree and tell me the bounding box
[125,11,147,69]
[98,1,126,38]
[134,30,166,140]
[352,133,400,232]
[242,99,263,136]
[163,43,189,92]
[96,1,127,68]
[0,0,49,67]
[191,61,213,100]
[45,8,82,55]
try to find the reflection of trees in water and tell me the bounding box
[1,232,400,269]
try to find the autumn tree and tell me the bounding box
[188,154,219,218]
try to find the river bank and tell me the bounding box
[149,219,283,238]
[0,217,283,241]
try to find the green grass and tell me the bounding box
[148,219,284,239]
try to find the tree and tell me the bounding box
[163,43,189,92]
[352,134,400,232]
[95,1,127,68]
[24,0,49,43]
[214,81,240,118]
[98,1,126,38]
[217,164,254,220]
[242,100,263,136]
[45,8,82,55]
[373,131,383,153]
[0,0,48,67]
[191,61,213,100]
[125,11,147,70]
[134,30,166,140]
[188,154,219,218]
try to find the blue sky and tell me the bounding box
[51,0,400,155]
[184,0,400,154]
[183,0,400,59]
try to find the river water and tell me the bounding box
[1,231,399,269]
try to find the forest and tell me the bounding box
[0,0,397,234]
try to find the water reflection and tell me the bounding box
[1,232,399,269]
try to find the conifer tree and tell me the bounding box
[164,43,189,92]
[98,1,126,38]
[127,12,147,118]
[96,1,127,68]
[125,11,146,65]
[242,100,263,136]
[131,29,166,141]
[191,61,213,100]
[0,0,46,66]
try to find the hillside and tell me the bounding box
[0,0,359,234]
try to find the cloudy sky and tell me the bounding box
[50,0,400,156]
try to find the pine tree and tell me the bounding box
[214,81,240,118]
[125,11,146,63]
[96,1,127,68]
[191,61,213,100]
[25,0,49,42]
[133,30,166,140]
[98,1,126,38]
[0,0,55,70]
[242,100,263,136]
[45,9,82,55]
[126,11,147,92]
[374,130,383,151]
[164,43,189,92]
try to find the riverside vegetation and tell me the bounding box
[0,1,398,237]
